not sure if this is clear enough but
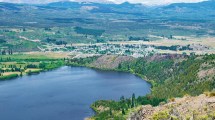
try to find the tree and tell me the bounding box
[118,63,122,69]
[8,49,13,55]
[122,108,125,115]
[120,96,125,101]
[131,93,135,108]
[2,50,6,55]
[109,108,112,116]
[20,72,23,77]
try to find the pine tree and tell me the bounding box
[20,72,23,77]
[109,108,112,116]
[122,108,125,115]
[131,93,135,108]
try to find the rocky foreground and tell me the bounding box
[128,93,215,120]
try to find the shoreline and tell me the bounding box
[67,64,154,119]
[0,64,152,120]
[69,63,154,87]
[0,63,64,81]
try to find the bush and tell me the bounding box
[204,91,215,97]
[152,111,170,120]
[0,74,18,80]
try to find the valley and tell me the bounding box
[1,1,215,57]
[0,0,215,120]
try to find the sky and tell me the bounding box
[0,0,208,5]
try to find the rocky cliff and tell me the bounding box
[128,93,215,120]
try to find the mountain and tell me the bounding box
[73,0,114,4]
[0,0,215,27]
[160,0,215,12]
[165,0,215,8]
[0,2,23,11]
[147,0,215,20]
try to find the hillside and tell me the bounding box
[90,55,134,69]
[69,54,215,119]
[129,93,215,120]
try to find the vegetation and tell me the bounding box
[66,54,215,119]
[0,54,65,80]
[69,56,99,66]
[91,94,165,120]
[117,54,215,98]
[74,27,105,37]
[0,54,60,62]
[0,74,18,80]
[152,111,170,120]
[204,91,215,97]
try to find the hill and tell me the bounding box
[129,93,215,120]
[69,54,215,119]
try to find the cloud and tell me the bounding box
[0,0,62,4]
[0,0,208,5]
[109,0,207,5]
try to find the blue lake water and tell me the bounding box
[0,66,151,120]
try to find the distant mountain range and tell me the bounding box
[0,0,215,25]
[0,0,212,5]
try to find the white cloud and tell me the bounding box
[0,0,208,5]
[109,0,207,5]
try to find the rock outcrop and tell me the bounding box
[128,94,215,120]
[90,55,134,69]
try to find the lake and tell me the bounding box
[0,66,151,120]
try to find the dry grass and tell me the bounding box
[108,36,215,55]
[3,72,20,76]
[25,69,41,72]
[204,91,215,97]
[109,36,215,48]
[26,52,71,58]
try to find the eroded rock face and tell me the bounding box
[145,54,186,62]
[90,55,134,69]
[90,54,186,70]
[128,105,154,120]
[128,94,215,120]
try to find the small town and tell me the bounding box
[69,43,156,58]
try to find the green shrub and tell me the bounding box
[152,111,170,120]
[0,74,18,80]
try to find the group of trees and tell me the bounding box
[46,38,68,46]
[117,54,215,99]
[91,93,165,119]
[0,57,12,62]
[0,60,65,79]
[0,63,39,74]
[1,49,13,55]
[74,27,105,37]
[69,56,99,66]
[128,36,149,41]
[0,39,6,43]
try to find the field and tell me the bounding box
[0,54,65,80]
[109,36,215,55]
